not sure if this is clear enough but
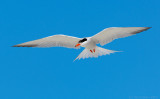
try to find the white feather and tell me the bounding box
[74,47,120,61]
[13,35,81,49]
[91,27,151,46]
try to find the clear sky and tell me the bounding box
[0,0,159,99]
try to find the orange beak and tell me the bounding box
[75,43,80,47]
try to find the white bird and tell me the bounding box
[13,27,151,61]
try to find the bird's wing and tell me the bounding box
[91,27,151,46]
[13,35,81,49]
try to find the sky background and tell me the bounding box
[0,0,160,99]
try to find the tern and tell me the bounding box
[13,27,151,61]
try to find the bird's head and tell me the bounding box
[75,38,88,47]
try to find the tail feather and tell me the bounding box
[74,47,120,61]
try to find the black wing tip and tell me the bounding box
[131,27,152,34]
[12,45,20,47]
[142,27,152,31]
[146,27,152,29]
[12,44,38,47]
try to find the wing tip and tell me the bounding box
[12,44,38,47]
[131,27,152,34]
[144,27,152,30]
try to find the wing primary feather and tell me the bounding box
[91,27,151,46]
[12,35,81,49]
[12,44,38,47]
[131,27,151,34]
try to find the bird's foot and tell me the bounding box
[93,49,95,52]
[90,50,93,53]
[90,49,95,53]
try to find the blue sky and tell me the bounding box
[0,0,160,99]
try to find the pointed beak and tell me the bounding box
[75,43,80,47]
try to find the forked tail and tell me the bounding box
[74,47,120,61]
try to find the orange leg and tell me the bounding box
[90,50,93,53]
[93,49,95,52]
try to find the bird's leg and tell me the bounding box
[93,49,95,52]
[90,50,93,53]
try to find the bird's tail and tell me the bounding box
[74,46,120,61]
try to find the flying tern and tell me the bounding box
[13,27,151,61]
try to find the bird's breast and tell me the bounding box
[81,39,96,49]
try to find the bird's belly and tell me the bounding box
[81,41,96,49]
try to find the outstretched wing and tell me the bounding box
[13,35,81,49]
[91,27,151,46]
